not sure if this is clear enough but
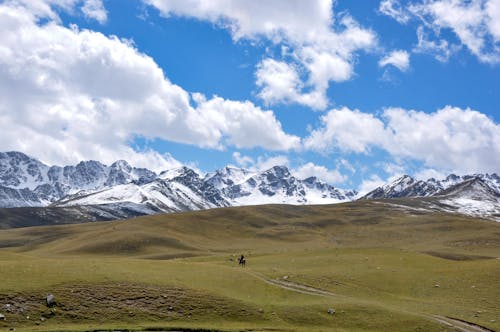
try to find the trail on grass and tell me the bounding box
[245,270,343,298]
[244,270,494,332]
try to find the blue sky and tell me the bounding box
[0,0,499,192]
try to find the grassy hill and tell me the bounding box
[0,200,499,331]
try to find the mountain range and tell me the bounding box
[0,151,498,222]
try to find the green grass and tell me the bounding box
[0,201,499,331]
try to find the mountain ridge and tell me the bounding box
[1,151,498,221]
[0,151,356,213]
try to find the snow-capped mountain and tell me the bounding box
[363,173,500,200]
[0,152,156,207]
[204,166,255,190]
[57,165,354,213]
[362,174,500,221]
[0,152,498,222]
[0,152,356,215]
[222,166,356,205]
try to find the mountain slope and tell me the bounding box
[0,152,357,214]
[0,152,158,207]
[0,151,498,223]
[434,178,500,221]
[223,166,356,205]
[363,173,500,200]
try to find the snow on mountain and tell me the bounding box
[159,166,194,181]
[0,152,50,190]
[204,166,255,190]
[0,152,158,207]
[362,175,441,199]
[222,165,356,206]
[105,160,156,187]
[435,178,500,221]
[363,173,500,200]
[0,185,43,208]
[362,174,500,221]
[302,176,358,203]
[55,178,223,214]
[0,152,498,222]
[164,166,231,208]
[57,166,230,213]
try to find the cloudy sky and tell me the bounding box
[0,0,499,192]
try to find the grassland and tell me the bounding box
[0,200,499,331]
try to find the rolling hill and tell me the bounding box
[0,200,499,331]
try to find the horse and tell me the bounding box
[238,255,246,267]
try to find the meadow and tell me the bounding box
[0,200,499,331]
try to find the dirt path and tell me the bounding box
[245,270,344,298]
[431,315,495,332]
[245,270,495,332]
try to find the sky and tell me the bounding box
[0,0,499,193]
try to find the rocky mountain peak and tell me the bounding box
[0,151,498,222]
[110,160,132,171]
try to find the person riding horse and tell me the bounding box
[238,254,246,267]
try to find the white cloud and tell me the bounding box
[8,0,107,23]
[379,0,410,24]
[232,152,254,169]
[379,162,406,176]
[144,0,377,110]
[81,0,107,23]
[487,0,500,41]
[144,0,333,42]
[383,106,500,172]
[193,96,301,150]
[381,0,500,64]
[338,158,356,173]
[0,3,299,168]
[303,107,389,153]
[413,25,459,62]
[304,106,500,174]
[378,50,410,71]
[255,58,327,109]
[414,168,447,180]
[357,175,386,196]
[293,162,346,184]
[232,153,290,172]
[255,155,290,171]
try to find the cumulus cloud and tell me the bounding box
[414,168,448,180]
[232,153,289,171]
[357,175,387,196]
[144,0,377,110]
[9,0,107,23]
[303,107,389,153]
[379,50,410,71]
[255,58,327,109]
[380,0,500,64]
[293,162,346,184]
[304,106,500,174]
[0,2,299,168]
[192,95,300,150]
[81,0,107,23]
[383,106,500,172]
[231,152,254,169]
[487,0,500,41]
